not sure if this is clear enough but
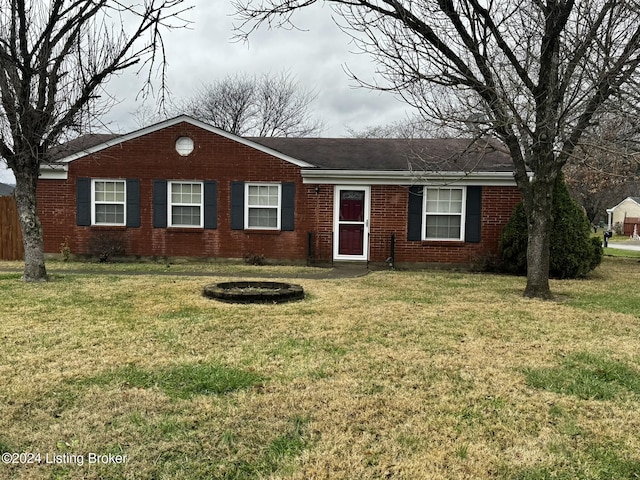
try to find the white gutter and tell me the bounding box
[39,164,69,180]
[301,169,517,186]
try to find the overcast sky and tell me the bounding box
[0,1,411,184]
[112,0,411,135]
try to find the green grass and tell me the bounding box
[0,258,328,275]
[1,259,640,479]
[603,247,640,258]
[524,351,640,400]
[506,451,640,480]
[78,363,264,399]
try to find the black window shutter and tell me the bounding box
[281,182,295,231]
[126,179,140,228]
[230,181,245,230]
[407,185,424,241]
[153,180,167,228]
[204,181,218,229]
[464,186,482,243]
[76,178,91,226]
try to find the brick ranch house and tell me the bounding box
[38,115,521,267]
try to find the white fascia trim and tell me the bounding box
[40,164,69,180]
[301,169,517,186]
[610,196,640,211]
[51,115,315,169]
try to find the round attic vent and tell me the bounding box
[175,136,194,156]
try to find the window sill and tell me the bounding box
[243,229,282,235]
[90,225,127,230]
[421,240,465,247]
[167,227,205,233]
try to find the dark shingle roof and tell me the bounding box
[0,182,15,196]
[51,129,513,173]
[48,134,120,161]
[250,137,513,172]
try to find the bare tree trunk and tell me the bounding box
[13,168,48,282]
[524,204,552,299]
[522,177,554,299]
[0,1,188,282]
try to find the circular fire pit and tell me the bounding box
[203,281,305,304]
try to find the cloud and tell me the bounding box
[0,161,14,184]
[100,1,410,137]
[2,1,414,185]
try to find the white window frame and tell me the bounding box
[422,186,466,241]
[92,179,126,226]
[168,181,204,228]
[245,183,281,230]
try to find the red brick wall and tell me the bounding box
[304,185,334,262]
[38,122,314,261]
[38,122,521,264]
[304,184,521,265]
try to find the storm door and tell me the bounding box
[333,186,370,261]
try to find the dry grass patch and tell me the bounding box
[1,259,640,478]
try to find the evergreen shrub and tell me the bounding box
[499,176,603,279]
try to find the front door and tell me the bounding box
[334,186,370,261]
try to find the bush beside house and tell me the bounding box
[499,175,603,279]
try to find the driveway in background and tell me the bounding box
[606,241,640,251]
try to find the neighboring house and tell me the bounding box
[0,182,15,196]
[606,197,640,237]
[37,115,521,266]
[606,197,640,232]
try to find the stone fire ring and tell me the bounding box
[203,281,305,304]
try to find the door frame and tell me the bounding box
[333,185,371,261]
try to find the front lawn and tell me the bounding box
[604,247,640,258]
[1,258,639,479]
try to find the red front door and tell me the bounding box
[338,190,365,256]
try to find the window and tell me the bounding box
[93,180,125,225]
[423,187,465,240]
[246,184,281,229]
[175,136,194,156]
[169,182,203,227]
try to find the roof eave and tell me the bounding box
[301,169,518,186]
[610,196,640,211]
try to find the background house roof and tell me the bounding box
[250,137,514,172]
[0,182,15,196]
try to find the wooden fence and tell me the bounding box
[624,217,640,237]
[0,196,24,260]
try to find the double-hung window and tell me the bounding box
[246,184,281,229]
[423,187,466,241]
[169,181,203,228]
[93,180,126,225]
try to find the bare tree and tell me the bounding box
[235,0,640,299]
[346,115,441,138]
[565,114,640,223]
[180,73,256,134]
[0,0,190,282]
[179,71,324,136]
